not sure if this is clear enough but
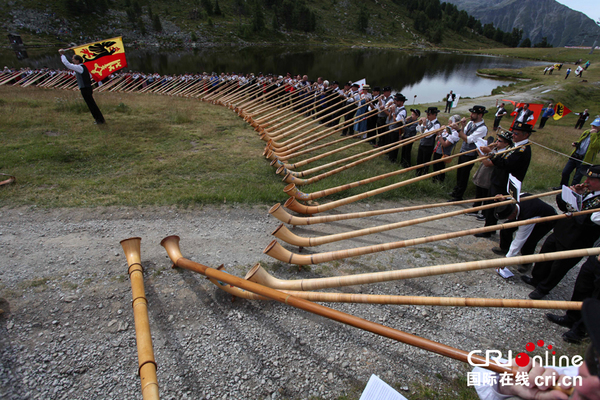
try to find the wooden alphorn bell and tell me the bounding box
[160,235,520,377]
[120,238,160,400]
[264,208,600,265]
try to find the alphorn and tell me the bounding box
[283,146,524,215]
[264,208,599,265]
[239,84,287,115]
[208,273,580,310]
[269,195,511,226]
[234,82,278,111]
[120,238,160,400]
[249,248,600,290]
[268,119,417,166]
[274,191,561,246]
[0,174,16,187]
[160,235,516,375]
[278,129,426,178]
[266,106,381,156]
[0,71,22,86]
[254,90,340,126]
[281,126,437,188]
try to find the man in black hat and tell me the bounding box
[474,298,600,399]
[449,105,489,201]
[523,165,600,300]
[415,106,441,175]
[375,86,394,147]
[383,93,407,163]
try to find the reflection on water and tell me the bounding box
[1,46,545,104]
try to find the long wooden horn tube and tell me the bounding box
[0,71,22,86]
[271,106,384,152]
[283,146,477,201]
[120,238,160,400]
[274,198,519,247]
[245,85,293,115]
[208,275,580,309]
[256,91,340,126]
[282,129,437,187]
[255,247,600,289]
[264,207,598,265]
[279,130,425,178]
[235,82,278,111]
[261,91,346,128]
[268,98,377,140]
[268,116,420,164]
[0,174,16,187]
[160,235,513,375]
[273,190,558,245]
[284,146,525,215]
[269,194,510,226]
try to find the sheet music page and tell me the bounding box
[561,185,582,211]
[359,375,408,400]
[508,174,522,202]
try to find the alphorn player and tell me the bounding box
[477,121,534,238]
[472,298,600,399]
[523,165,600,300]
[59,48,105,124]
[448,105,489,202]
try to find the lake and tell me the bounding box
[2,46,545,104]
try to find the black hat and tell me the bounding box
[469,105,488,114]
[410,108,421,117]
[581,298,600,378]
[351,83,360,88]
[425,106,439,114]
[373,86,381,92]
[394,93,407,102]
[383,86,392,92]
[510,121,535,134]
[498,130,513,143]
[345,81,352,86]
[494,203,516,220]
[586,165,600,179]
[332,80,339,85]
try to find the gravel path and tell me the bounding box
[0,200,584,399]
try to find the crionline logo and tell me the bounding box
[468,340,584,368]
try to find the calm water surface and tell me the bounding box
[3,46,545,104]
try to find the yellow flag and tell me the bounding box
[73,36,127,82]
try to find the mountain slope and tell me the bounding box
[445,0,600,47]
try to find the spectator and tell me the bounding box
[575,109,590,129]
[444,90,456,113]
[557,117,600,188]
[537,103,554,129]
[514,103,534,125]
[493,100,508,131]
[565,67,572,79]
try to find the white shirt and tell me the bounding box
[60,54,84,74]
[464,120,488,144]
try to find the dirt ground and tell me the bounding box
[0,199,586,400]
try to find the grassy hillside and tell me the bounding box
[3,0,505,49]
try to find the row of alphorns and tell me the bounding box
[121,236,581,398]
[194,71,578,275]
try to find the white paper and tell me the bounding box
[475,138,489,155]
[561,185,582,211]
[508,174,522,202]
[453,94,461,108]
[359,375,408,400]
[496,267,514,279]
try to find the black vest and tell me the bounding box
[75,64,92,89]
